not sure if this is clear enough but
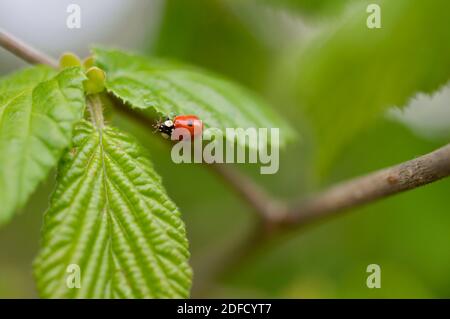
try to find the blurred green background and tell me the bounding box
[1,0,449,298]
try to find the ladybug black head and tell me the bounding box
[155,119,174,139]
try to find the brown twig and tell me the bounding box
[208,164,288,223]
[2,29,450,289]
[283,143,450,227]
[109,96,277,221]
[0,29,58,69]
[0,30,272,223]
[209,142,450,286]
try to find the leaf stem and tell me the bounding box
[87,94,104,129]
[1,29,450,293]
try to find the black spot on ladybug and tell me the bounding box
[187,120,193,127]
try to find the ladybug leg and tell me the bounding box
[152,116,162,133]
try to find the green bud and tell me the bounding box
[83,67,106,95]
[59,52,81,69]
[83,56,94,70]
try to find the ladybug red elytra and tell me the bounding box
[155,115,203,140]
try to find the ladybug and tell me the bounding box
[155,115,203,140]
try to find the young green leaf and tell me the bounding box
[0,66,86,225]
[93,47,296,147]
[294,0,450,174]
[34,120,192,298]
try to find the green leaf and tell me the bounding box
[93,47,296,147]
[260,0,356,16]
[0,66,86,225]
[33,120,192,298]
[294,0,450,173]
[153,0,272,90]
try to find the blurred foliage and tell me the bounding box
[153,0,272,91]
[0,0,449,298]
[293,0,450,175]
[94,47,296,147]
[260,0,356,16]
[221,119,450,298]
[0,174,52,298]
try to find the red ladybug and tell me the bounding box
[155,115,203,140]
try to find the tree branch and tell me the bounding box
[208,164,288,222]
[2,29,450,288]
[0,30,271,222]
[283,142,450,228]
[208,142,450,287]
[0,29,58,69]
[2,28,450,231]
[110,97,279,221]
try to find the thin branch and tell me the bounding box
[209,164,287,222]
[0,29,58,69]
[2,28,450,231]
[2,29,450,288]
[215,142,450,283]
[111,97,279,221]
[283,143,450,227]
[110,56,450,254]
[0,30,271,222]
